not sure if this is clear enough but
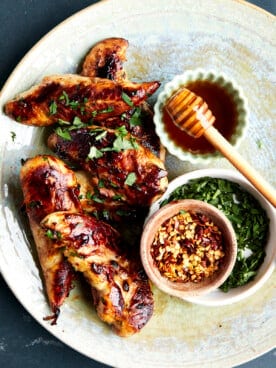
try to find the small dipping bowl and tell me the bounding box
[140,199,237,298]
[153,69,249,163]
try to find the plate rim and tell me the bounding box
[0,1,275,367]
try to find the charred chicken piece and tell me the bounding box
[20,155,82,323]
[80,38,165,161]
[47,125,168,207]
[4,74,160,126]
[75,170,144,223]
[81,37,129,82]
[41,211,154,337]
[100,102,166,160]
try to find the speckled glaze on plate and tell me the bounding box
[0,1,275,367]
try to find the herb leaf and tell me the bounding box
[87,146,104,159]
[45,229,62,240]
[10,131,16,142]
[129,107,142,126]
[121,92,134,107]
[124,172,137,186]
[55,127,72,141]
[59,91,70,105]
[49,101,57,115]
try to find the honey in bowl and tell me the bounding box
[163,80,238,154]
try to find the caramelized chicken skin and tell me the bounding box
[21,155,154,335]
[41,211,154,337]
[47,125,168,207]
[20,155,82,323]
[81,37,129,81]
[91,103,166,160]
[9,37,167,336]
[5,74,160,126]
[80,37,165,160]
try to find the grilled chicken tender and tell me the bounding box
[75,170,147,223]
[41,212,154,337]
[4,74,160,126]
[47,125,168,207]
[80,37,165,160]
[92,103,166,160]
[81,37,129,82]
[20,155,82,323]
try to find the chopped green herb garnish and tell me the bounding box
[112,194,123,201]
[121,92,134,107]
[91,106,114,118]
[120,112,127,120]
[129,136,139,150]
[72,116,83,127]
[59,91,70,105]
[45,229,54,239]
[256,139,263,149]
[58,91,82,109]
[113,135,136,152]
[69,251,84,259]
[55,127,72,141]
[49,101,58,115]
[86,191,93,200]
[10,131,16,141]
[115,209,129,216]
[110,181,119,188]
[87,146,104,159]
[161,177,269,292]
[91,194,104,203]
[88,128,105,137]
[99,106,114,114]
[124,172,137,186]
[45,229,62,240]
[179,209,187,215]
[111,127,138,151]
[129,107,142,126]
[98,179,105,188]
[58,119,71,126]
[69,100,80,109]
[102,209,110,220]
[95,130,107,141]
[115,125,128,137]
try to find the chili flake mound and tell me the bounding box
[150,211,225,283]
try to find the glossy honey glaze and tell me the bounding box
[163,80,238,154]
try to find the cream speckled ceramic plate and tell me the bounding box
[0,1,275,367]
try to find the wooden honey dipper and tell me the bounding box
[165,88,276,207]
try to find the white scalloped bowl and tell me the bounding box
[153,69,249,164]
[146,168,276,306]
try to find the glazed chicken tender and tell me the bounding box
[5,74,160,126]
[41,211,154,337]
[20,155,82,323]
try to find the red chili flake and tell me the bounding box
[150,211,225,283]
